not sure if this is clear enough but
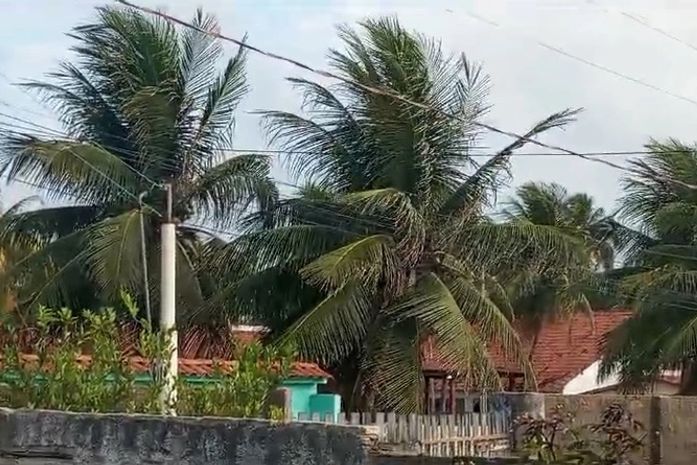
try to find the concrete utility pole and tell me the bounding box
[159,183,177,414]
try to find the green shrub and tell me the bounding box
[516,403,644,465]
[176,343,293,418]
[0,293,293,419]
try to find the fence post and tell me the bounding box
[650,396,662,465]
[375,411,385,440]
[386,412,396,443]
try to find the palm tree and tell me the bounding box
[207,18,585,411]
[0,196,45,319]
[600,139,697,393]
[501,182,615,336]
[0,7,274,318]
[503,182,614,270]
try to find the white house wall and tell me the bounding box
[562,360,681,395]
[562,359,620,394]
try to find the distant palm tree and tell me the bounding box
[0,6,274,317]
[501,182,615,350]
[600,139,697,393]
[503,182,614,270]
[208,18,585,411]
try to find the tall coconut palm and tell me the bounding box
[206,18,585,411]
[600,139,697,393]
[503,182,614,270]
[501,182,615,335]
[0,6,274,318]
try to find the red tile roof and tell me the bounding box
[422,310,633,392]
[1,353,331,379]
[0,324,330,379]
[0,323,268,360]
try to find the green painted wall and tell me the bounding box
[278,379,341,421]
[309,393,341,422]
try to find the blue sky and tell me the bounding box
[2,0,697,211]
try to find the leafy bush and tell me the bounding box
[0,306,145,412]
[0,295,293,419]
[517,403,644,465]
[176,343,292,418]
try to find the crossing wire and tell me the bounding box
[115,0,697,191]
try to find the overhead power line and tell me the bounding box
[115,0,697,191]
[2,112,685,159]
[2,111,694,161]
[199,147,697,158]
[461,10,697,108]
[619,11,697,54]
[586,0,697,55]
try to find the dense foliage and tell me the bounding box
[502,182,615,337]
[0,295,290,418]
[205,18,588,411]
[1,4,697,408]
[0,6,274,317]
[600,141,697,393]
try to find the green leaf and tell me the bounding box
[84,209,144,298]
[279,280,373,364]
[301,234,396,289]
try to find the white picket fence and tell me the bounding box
[296,411,512,457]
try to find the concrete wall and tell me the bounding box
[587,381,680,396]
[0,408,516,465]
[0,408,369,465]
[6,395,697,465]
[544,394,652,465]
[506,393,697,465]
[369,456,521,465]
[659,397,697,465]
[281,378,324,420]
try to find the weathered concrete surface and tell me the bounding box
[0,408,369,465]
[659,396,697,465]
[505,393,697,465]
[543,394,651,465]
[369,455,522,465]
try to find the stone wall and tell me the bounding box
[505,393,697,465]
[544,394,652,465]
[0,408,518,465]
[6,396,697,465]
[657,397,697,465]
[0,408,369,465]
[369,455,521,465]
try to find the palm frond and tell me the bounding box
[0,137,141,204]
[301,234,397,289]
[206,224,358,279]
[177,8,224,103]
[185,41,248,169]
[388,273,502,388]
[454,221,585,275]
[440,110,579,217]
[364,321,423,413]
[279,280,373,365]
[84,209,144,298]
[186,154,274,227]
